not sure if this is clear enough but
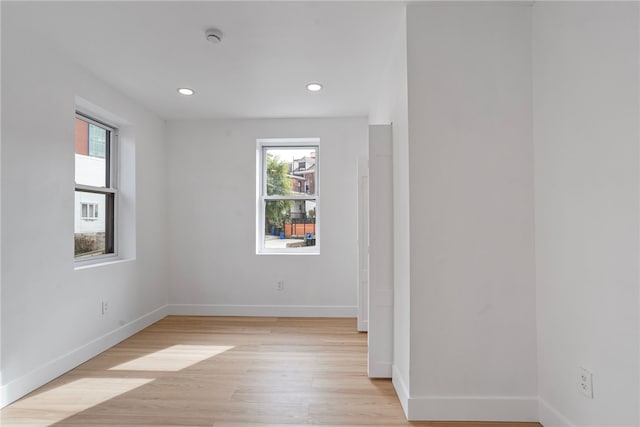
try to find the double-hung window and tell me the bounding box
[74,113,117,259]
[257,139,319,254]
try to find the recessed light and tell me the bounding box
[177,88,195,96]
[306,83,323,92]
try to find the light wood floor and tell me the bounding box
[1,316,542,427]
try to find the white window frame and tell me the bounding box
[256,138,320,255]
[74,112,118,263]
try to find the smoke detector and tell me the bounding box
[205,28,223,44]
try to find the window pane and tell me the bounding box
[263,199,316,250]
[75,118,88,155]
[89,124,107,158]
[75,191,107,258]
[75,118,107,187]
[265,147,316,196]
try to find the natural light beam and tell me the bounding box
[109,345,234,372]
[1,377,153,425]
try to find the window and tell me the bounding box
[257,139,319,254]
[81,203,99,220]
[74,113,117,259]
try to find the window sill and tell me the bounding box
[74,256,134,270]
[257,249,320,255]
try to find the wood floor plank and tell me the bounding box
[1,316,542,427]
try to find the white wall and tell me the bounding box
[165,118,367,316]
[1,5,168,406]
[404,3,537,421]
[533,3,640,426]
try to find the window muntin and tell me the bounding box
[258,141,319,254]
[74,113,116,260]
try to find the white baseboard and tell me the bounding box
[167,304,357,318]
[357,319,368,332]
[539,397,575,427]
[0,305,168,408]
[406,395,538,422]
[392,364,411,417]
[392,364,539,423]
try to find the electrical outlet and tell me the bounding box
[102,301,109,316]
[277,280,285,291]
[579,367,593,398]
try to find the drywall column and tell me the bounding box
[357,156,369,332]
[368,0,410,404]
[0,1,3,396]
[368,125,393,378]
[404,2,537,421]
[388,8,411,411]
[533,3,640,426]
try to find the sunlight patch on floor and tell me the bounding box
[109,344,234,372]
[1,377,153,425]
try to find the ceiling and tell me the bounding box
[4,1,404,120]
